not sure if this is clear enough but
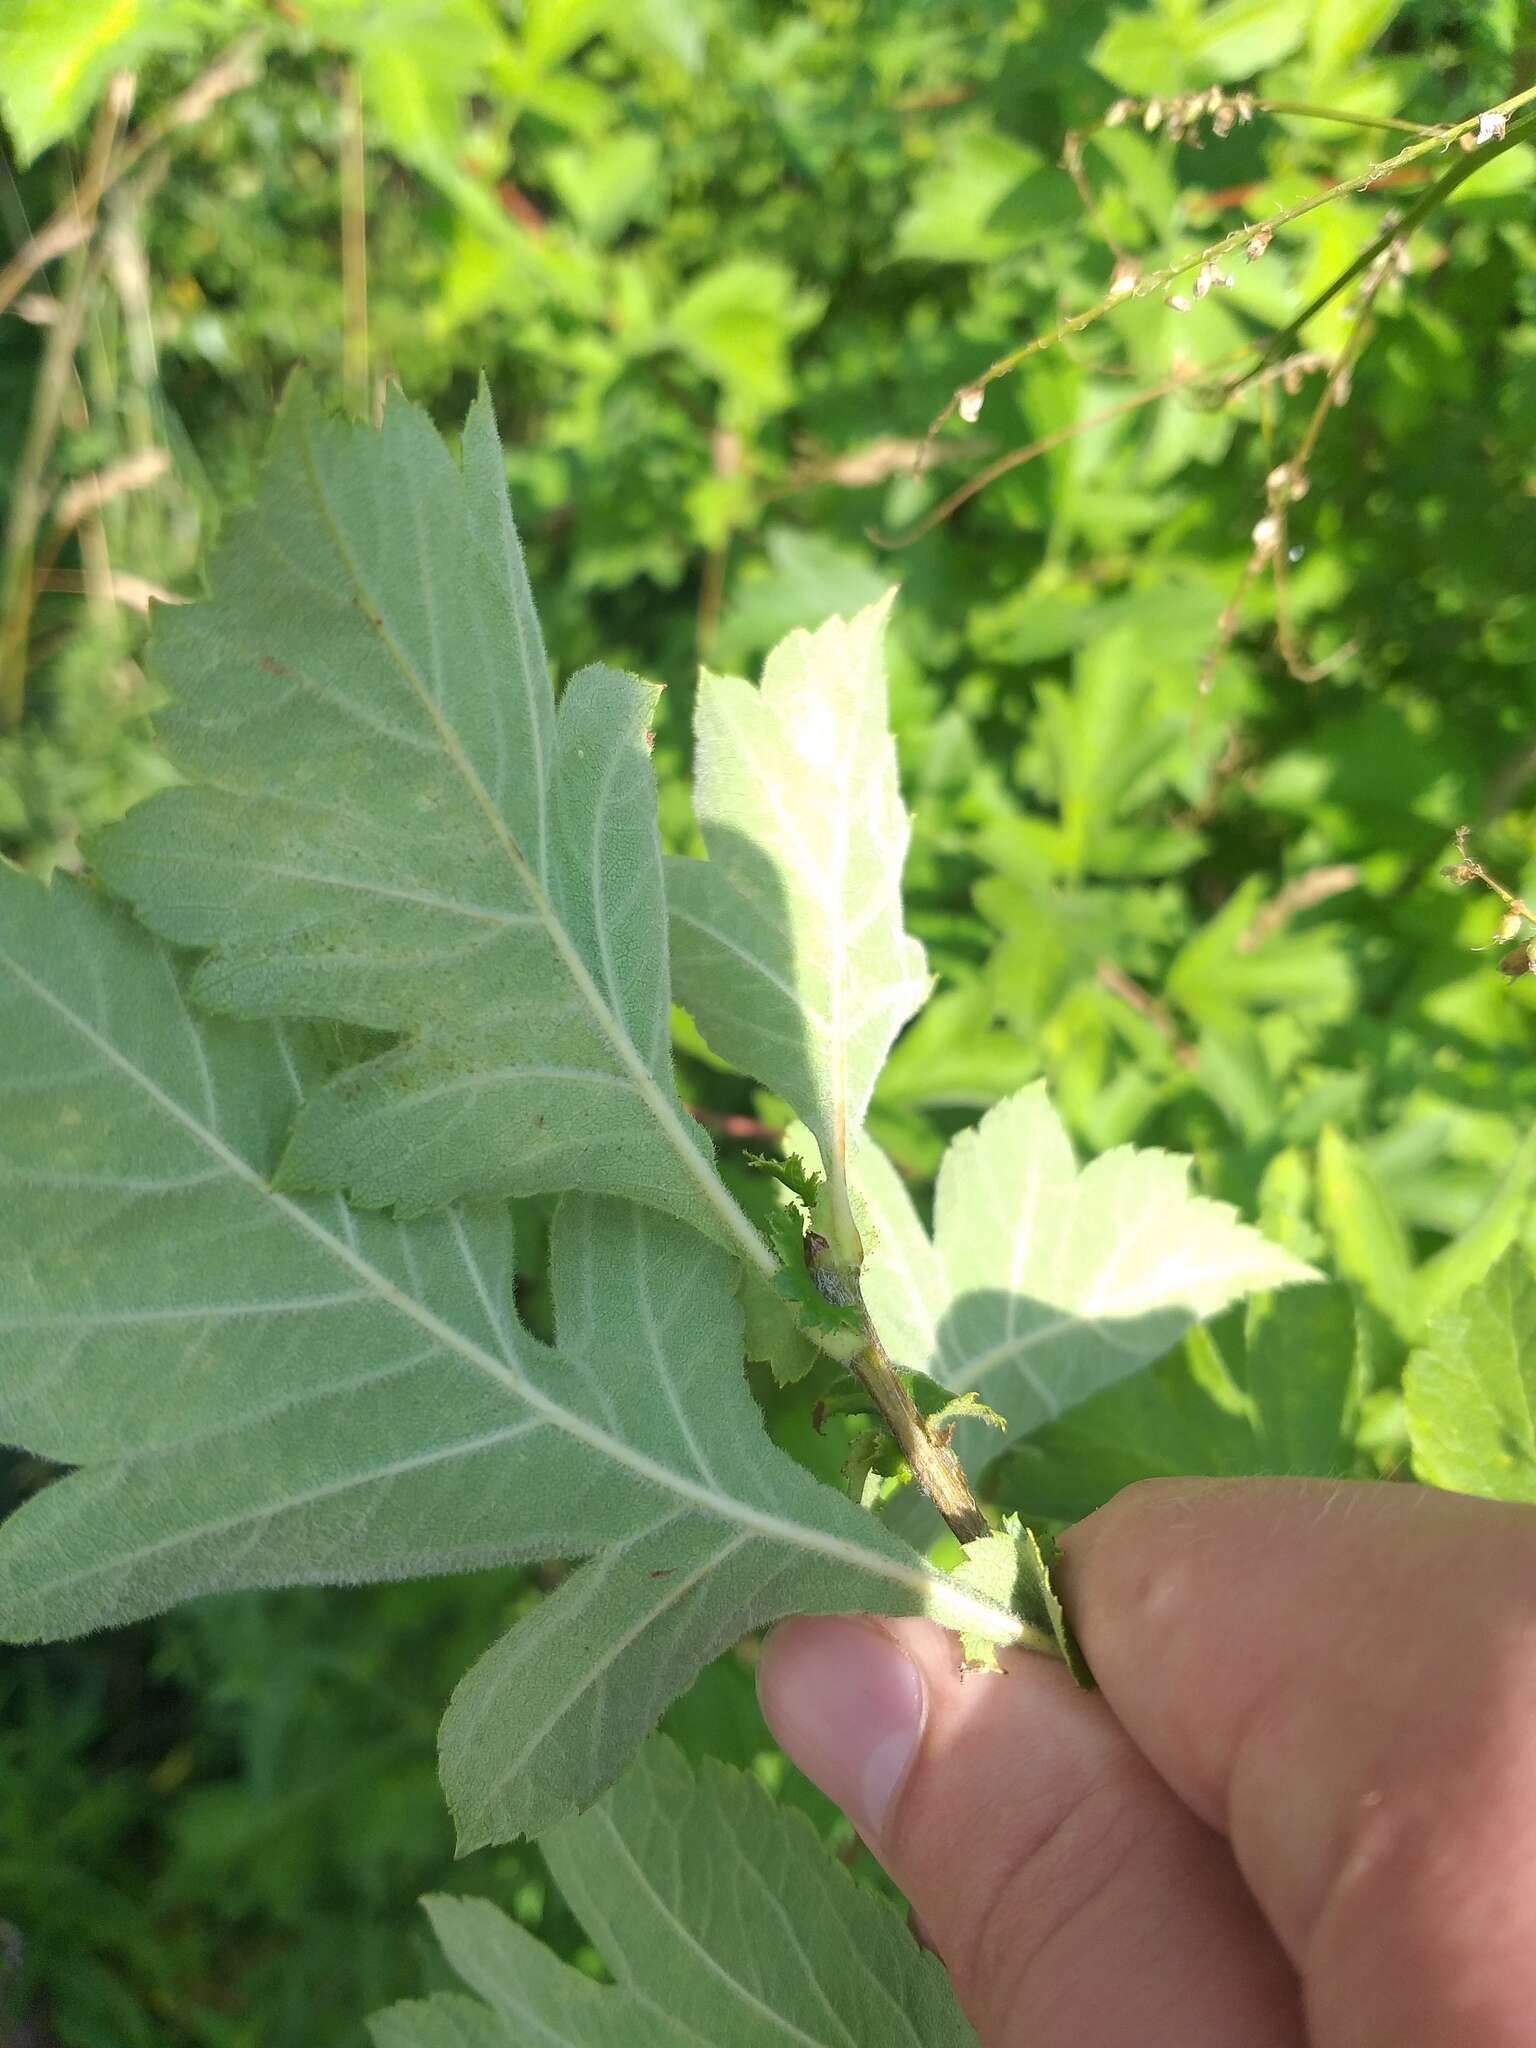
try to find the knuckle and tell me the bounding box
[944,1748,1151,2036]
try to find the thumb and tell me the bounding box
[758,1614,1301,2047]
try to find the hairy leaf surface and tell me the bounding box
[666,598,930,1214]
[92,386,748,1250]
[1405,1247,1536,1503]
[0,869,1018,1828]
[372,1740,978,2048]
[857,1083,1315,1457]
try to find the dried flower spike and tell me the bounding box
[1474,109,1508,146]
[1246,225,1273,262]
[957,384,985,425]
[1193,261,1232,298]
[1108,257,1139,301]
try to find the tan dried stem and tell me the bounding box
[1442,826,1536,926]
[0,33,264,323]
[804,1233,988,1546]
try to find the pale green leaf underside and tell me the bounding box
[371,1740,978,2048]
[1405,1247,1536,1504]
[667,597,930,1194]
[855,1084,1316,1458]
[91,384,747,1252]
[0,870,1019,1833]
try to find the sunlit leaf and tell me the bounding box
[1405,1247,1536,1504]
[667,597,931,1236]
[859,1083,1315,1463]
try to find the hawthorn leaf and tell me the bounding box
[0,869,1020,1824]
[371,1740,979,2048]
[666,598,931,1225]
[858,1083,1316,1461]
[91,384,750,1252]
[1405,1248,1536,1504]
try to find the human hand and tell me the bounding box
[757,1478,1536,2046]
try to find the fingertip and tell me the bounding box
[756,1615,927,1847]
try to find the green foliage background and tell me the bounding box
[2,0,1535,2040]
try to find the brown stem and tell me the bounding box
[804,1232,988,1545]
[0,76,132,727]
[1095,959,1197,1068]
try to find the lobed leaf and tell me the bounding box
[857,1083,1317,1465]
[91,384,749,1252]
[1405,1247,1536,1504]
[0,868,1020,1833]
[666,597,931,1229]
[371,1739,979,2047]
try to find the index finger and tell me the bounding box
[1061,1477,1536,2047]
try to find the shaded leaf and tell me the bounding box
[950,1517,1092,1685]
[1246,1281,1360,1476]
[995,1341,1259,1525]
[0,869,1022,1837]
[93,386,747,1250]
[372,1740,979,2047]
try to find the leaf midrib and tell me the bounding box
[292,432,774,1275]
[0,943,1019,1646]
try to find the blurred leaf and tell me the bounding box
[896,124,1065,263]
[1405,1249,1536,1504]
[0,0,232,167]
[669,259,824,423]
[1317,1125,1418,1335]
[1412,1123,1536,1328]
[1246,1281,1359,1475]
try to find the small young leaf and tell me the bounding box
[740,1265,822,1385]
[92,385,750,1253]
[1405,1247,1536,1504]
[666,597,932,1238]
[950,1517,1092,1686]
[372,1739,980,2047]
[765,1206,865,1356]
[0,868,1021,1833]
